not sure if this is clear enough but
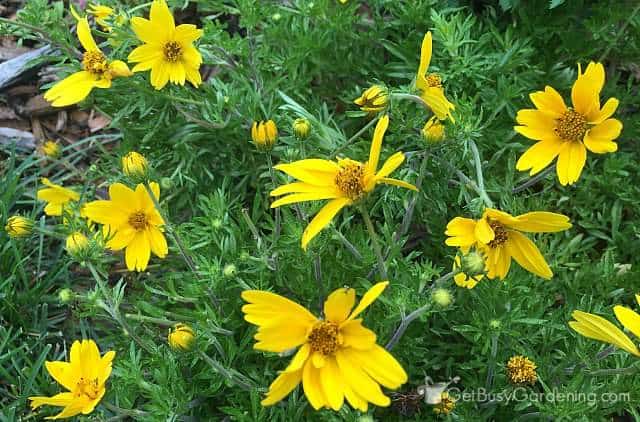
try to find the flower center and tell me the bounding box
[163,41,183,62]
[308,322,340,355]
[75,377,100,400]
[82,51,108,75]
[128,211,148,231]
[335,160,365,200]
[555,109,587,141]
[487,220,508,248]
[426,73,442,88]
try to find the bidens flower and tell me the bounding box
[445,208,571,280]
[41,140,62,158]
[569,295,640,357]
[422,116,445,144]
[241,281,408,411]
[128,0,203,90]
[168,323,195,351]
[416,32,455,122]
[65,232,90,256]
[505,355,537,385]
[354,85,389,113]
[251,120,278,149]
[87,4,115,31]
[82,182,168,272]
[121,151,149,181]
[37,178,80,216]
[28,339,115,419]
[44,17,131,107]
[270,115,417,250]
[5,215,33,238]
[452,252,485,289]
[515,62,623,185]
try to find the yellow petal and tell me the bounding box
[109,60,133,77]
[334,349,390,407]
[417,32,432,78]
[570,310,639,356]
[589,97,619,125]
[324,287,355,324]
[320,357,344,410]
[125,231,151,272]
[420,87,455,121]
[571,62,603,118]
[340,319,377,349]
[347,281,388,321]
[174,24,203,44]
[301,197,351,250]
[556,141,586,186]
[506,231,552,279]
[261,370,302,406]
[274,159,340,186]
[284,344,311,373]
[44,361,75,391]
[150,0,175,29]
[345,345,408,389]
[516,138,564,175]
[367,114,389,174]
[302,359,327,410]
[529,86,566,117]
[44,71,97,107]
[474,218,495,244]
[271,191,340,208]
[129,17,160,46]
[444,217,477,248]
[29,392,75,410]
[77,18,99,52]
[375,151,405,179]
[583,119,622,154]
[271,182,337,196]
[509,211,571,233]
[613,306,640,340]
[377,177,417,191]
[147,226,168,257]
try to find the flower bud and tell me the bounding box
[168,323,195,351]
[251,120,278,150]
[160,177,173,190]
[65,232,89,256]
[431,288,453,308]
[223,263,237,278]
[58,288,75,304]
[461,251,485,276]
[354,85,388,113]
[5,216,33,238]
[292,118,311,140]
[121,151,149,181]
[422,116,445,144]
[40,140,61,158]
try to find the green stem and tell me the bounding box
[124,313,174,327]
[598,2,640,62]
[127,1,153,13]
[390,92,430,110]
[469,140,494,208]
[512,165,555,194]
[332,114,380,156]
[102,402,148,418]
[0,17,79,59]
[359,205,388,280]
[265,154,281,247]
[198,351,254,391]
[333,228,363,261]
[585,366,639,376]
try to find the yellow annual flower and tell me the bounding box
[292,117,311,140]
[37,178,80,216]
[445,208,571,280]
[270,115,417,250]
[122,151,149,180]
[65,232,89,255]
[354,85,389,113]
[87,4,114,31]
[515,62,623,186]
[241,281,408,411]
[128,0,203,90]
[505,355,537,385]
[251,120,278,149]
[5,215,33,238]
[415,32,455,122]
[44,17,131,107]
[569,295,640,357]
[422,115,445,144]
[28,339,115,419]
[41,140,62,158]
[168,323,195,351]
[82,182,168,272]
[433,391,456,415]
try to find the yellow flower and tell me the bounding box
[270,115,417,250]
[452,254,484,289]
[29,339,115,419]
[433,392,456,415]
[82,182,168,272]
[44,17,131,107]
[37,178,80,216]
[251,120,278,149]
[5,215,33,238]
[241,281,408,411]
[168,323,195,351]
[569,295,640,357]
[121,151,149,180]
[66,232,89,255]
[505,355,537,385]
[515,62,623,186]
[354,85,389,113]
[415,32,455,122]
[292,117,311,140]
[422,116,445,144]
[128,0,203,90]
[41,140,62,158]
[445,208,571,280]
[87,4,114,31]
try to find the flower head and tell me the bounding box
[422,116,445,144]
[433,392,456,415]
[569,295,640,357]
[506,355,537,385]
[416,32,455,122]
[82,182,167,272]
[293,117,311,140]
[445,208,571,280]
[515,62,623,185]
[44,16,131,107]
[87,4,114,31]
[452,252,485,289]
[41,140,62,158]
[354,85,389,113]
[128,0,203,90]
[242,281,407,411]
[168,323,195,351]
[121,151,149,181]
[65,232,90,256]
[37,178,80,216]
[251,120,278,150]
[5,215,33,238]
[270,115,417,250]
[28,339,115,419]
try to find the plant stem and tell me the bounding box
[585,366,639,376]
[143,183,199,276]
[332,114,380,156]
[265,154,281,248]
[385,271,456,350]
[598,2,640,62]
[390,92,430,110]
[102,402,148,418]
[313,254,324,314]
[469,140,494,208]
[512,165,555,194]
[333,228,363,261]
[0,17,79,59]
[198,351,254,391]
[124,313,174,327]
[359,205,388,280]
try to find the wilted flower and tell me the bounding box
[354,85,389,113]
[87,4,114,31]
[121,151,149,181]
[251,120,278,150]
[5,215,33,238]
[292,118,311,140]
[415,32,455,121]
[506,355,537,385]
[168,323,195,351]
[422,116,445,144]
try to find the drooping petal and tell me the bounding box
[147,226,168,258]
[474,217,494,244]
[261,370,303,406]
[509,212,572,233]
[515,138,564,175]
[375,151,405,179]
[29,392,75,410]
[334,349,391,407]
[44,71,98,107]
[506,231,552,279]
[344,345,408,389]
[302,359,327,410]
[347,281,388,321]
[284,344,311,373]
[271,191,341,208]
[556,141,587,186]
[324,287,355,324]
[320,357,344,411]
[377,177,418,191]
[301,197,351,250]
[570,310,640,356]
[367,114,389,174]
[125,231,151,272]
[420,87,455,121]
[444,217,477,248]
[583,119,622,154]
[77,18,99,52]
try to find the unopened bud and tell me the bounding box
[422,116,445,144]
[292,118,311,140]
[223,263,237,278]
[354,85,388,113]
[122,151,149,181]
[5,216,33,238]
[168,323,195,351]
[58,288,74,304]
[431,288,453,307]
[251,120,278,150]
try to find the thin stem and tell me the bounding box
[485,334,499,390]
[124,313,174,327]
[313,254,324,314]
[265,154,281,248]
[143,183,199,276]
[396,151,429,241]
[0,17,79,59]
[359,205,388,280]
[585,366,639,376]
[198,351,254,391]
[390,92,430,110]
[102,402,148,418]
[598,2,640,62]
[332,114,380,156]
[241,208,262,248]
[385,271,456,350]
[127,1,153,13]
[333,228,363,261]
[512,165,555,194]
[469,140,494,208]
